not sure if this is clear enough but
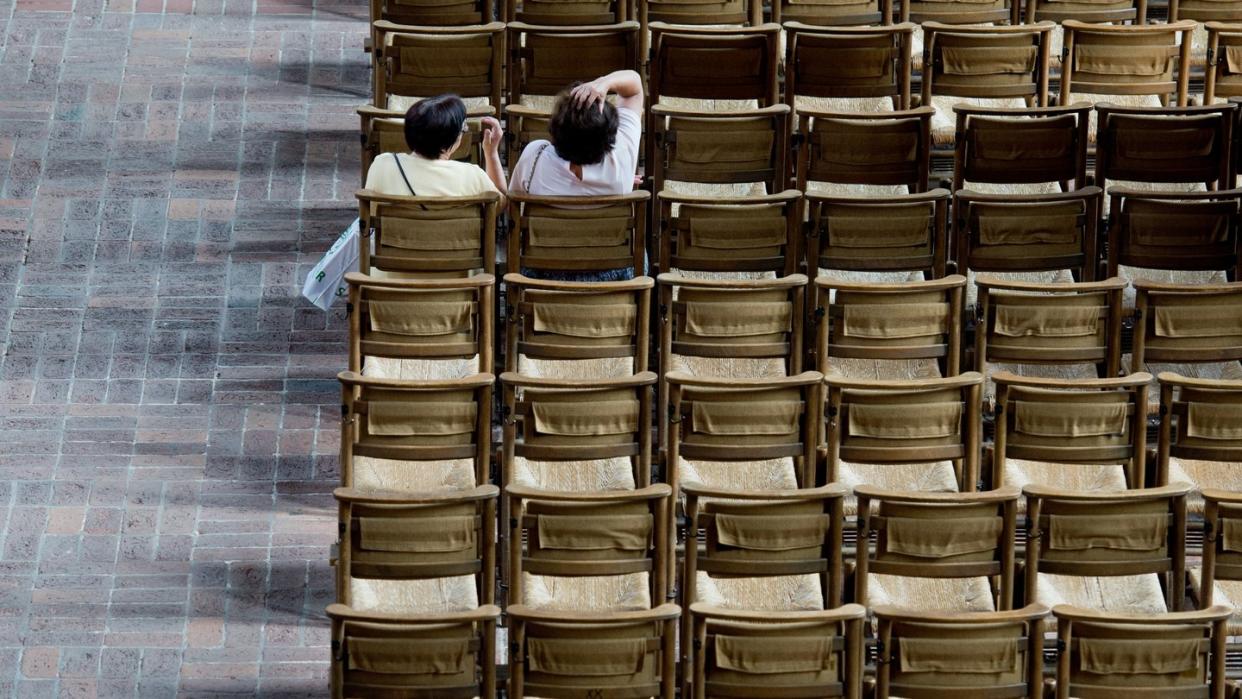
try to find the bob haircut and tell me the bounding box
[405,95,467,159]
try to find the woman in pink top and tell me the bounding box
[509,70,645,282]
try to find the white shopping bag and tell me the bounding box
[302,218,360,311]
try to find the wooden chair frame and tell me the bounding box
[1095,103,1235,193]
[795,107,933,193]
[954,188,1102,283]
[920,22,1054,109]
[506,190,650,279]
[1060,20,1195,108]
[783,23,914,108]
[951,102,1091,193]
[1157,372,1242,488]
[357,189,499,277]
[1105,188,1242,281]
[371,21,505,114]
[1132,280,1242,370]
[804,189,950,279]
[656,189,801,277]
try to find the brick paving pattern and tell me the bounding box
[0,0,366,693]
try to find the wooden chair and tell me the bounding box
[371,22,504,113]
[1132,280,1242,372]
[1105,188,1242,281]
[905,0,1014,23]
[649,105,791,197]
[506,191,649,280]
[993,372,1150,493]
[688,603,865,699]
[357,189,499,277]
[682,483,849,694]
[783,23,914,109]
[346,272,493,379]
[1172,0,1242,20]
[507,602,681,699]
[656,190,801,277]
[648,23,780,106]
[333,485,498,611]
[327,604,501,699]
[1060,21,1195,109]
[506,0,626,22]
[500,371,656,492]
[973,277,1125,380]
[824,373,983,496]
[813,275,966,378]
[1050,604,1231,699]
[1095,104,1235,194]
[358,103,492,183]
[804,189,950,279]
[954,189,1102,283]
[951,103,1091,193]
[855,486,1018,614]
[921,22,1054,133]
[503,273,652,378]
[1157,374,1242,515]
[367,0,492,27]
[1027,0,1143,23]
[337,372,492,498]
[795,107,933,194]
[665,371,824,496]
[503,22,640,164]
[639,0,763,40]
[1206,23,1242,110]
[1025,483,1190,613]
[1194,489,1242,651]
[872,604,1048,699]
[506,483,674,609]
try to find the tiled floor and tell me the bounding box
[0,0,365,694]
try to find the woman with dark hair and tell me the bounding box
[508,70,644,281]
[509,70,642,197]
[364,94,507,205]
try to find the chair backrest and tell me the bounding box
[1132,280,1242,369]
[904,0,1012,23]
[500,372,656,489]
[658,273,806,373]
[327,604,500,699]
[1106,188,1242,280]
[796,107,933,192]
[1157,373,1242,486]
[338,371,494,489]
[873,604,1047,699]
[921,22,1053,106]
[814,275,966,376]
[641,0,761,29]
[784,23,913,107]
[1025,483,1189,612]
[504,273,652,375]
[1027,0,1141,23]
[1050,604,1231,699]
[359,105,488,184]
[666,372,824,492]
[1200,489,1242,591]
[507,191,649,279]
[648,24,781,105]
[1173,0,1242,20]
[504,22,640,161]
[649,105,791,194]
[1095,104,1235,191]
[357,189,499,277]
[689,603,866,699]
[508,603,681,699]
[952,103,1090,192]
[805,189,949,278]
[334,486,498,607]
[683,483,849,609]
[973,277,1124,377]
[370,0,492,25]
[657,190,801,276]
[993,372,1151,489]
[856,486,1019,610]
[824,373,983,489]
[954,188,1102,282]
[1205,23,1242,103]
[1060,21,1194,107]
[346,272,494,375]
[372,22,504,112]
[507,0,625,23]
[506,484,673,606]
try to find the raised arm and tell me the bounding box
[571,69,644,115]
[480,116,508,205]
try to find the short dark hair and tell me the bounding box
[405,95,467,159]
[548,83,619,166]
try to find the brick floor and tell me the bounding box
[0,0,365,694]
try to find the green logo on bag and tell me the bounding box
[336,287,346,296]
[316,271,326,282]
